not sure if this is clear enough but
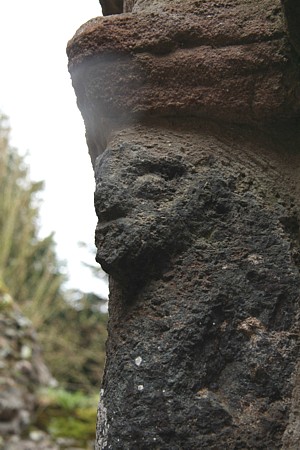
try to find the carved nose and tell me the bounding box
[96,201,128,223]
[95,179,132,222]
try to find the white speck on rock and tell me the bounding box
[247,254,263,265]
[137,384,144,392]
[135,356,142,366]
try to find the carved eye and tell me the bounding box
[134,173,169,200]
[131,157,185,200]
[133,157,186,180]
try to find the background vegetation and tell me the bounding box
[0,112,107,446]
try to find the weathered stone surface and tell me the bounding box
[282,0,300,55]
[68,0,300,165]
[100,0,123,16]
[93,123,300,449]
[67,0,300,448]
[0,295,55,448]
[283,362,300,448]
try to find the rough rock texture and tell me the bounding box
[283,362,300,448]
[69,0,300,166]
[93,123,300,450]
[100,0,123,16]
[0,293,57,450]
[67,0,300,448]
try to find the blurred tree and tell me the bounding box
[0,112,65,328]
[0,112,107,392]
[41,291,107,392]
[78,240,109,284]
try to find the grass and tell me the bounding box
[35,387,99,445]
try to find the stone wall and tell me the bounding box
[0,292,57,450]
[68,1,300,448]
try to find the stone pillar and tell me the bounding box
[67,1,300,448]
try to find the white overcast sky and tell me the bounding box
[0,0,109,298]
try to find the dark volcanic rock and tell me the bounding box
[282,361,300,448]
[67,0,300,448]
[99,0,123,16]
[94,123,300,449]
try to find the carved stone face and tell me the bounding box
[93,124,293,286]
[94,139,197,281]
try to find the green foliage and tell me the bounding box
[36,388,98,444]
[40,292,107,392]
[39,387,98,410]
[0,288,13,312]
[48,415,95,442]
[0,278,13,311]
[0,112,66,329]
[0,111,107,394]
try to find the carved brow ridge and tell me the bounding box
[133,158,187,180]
